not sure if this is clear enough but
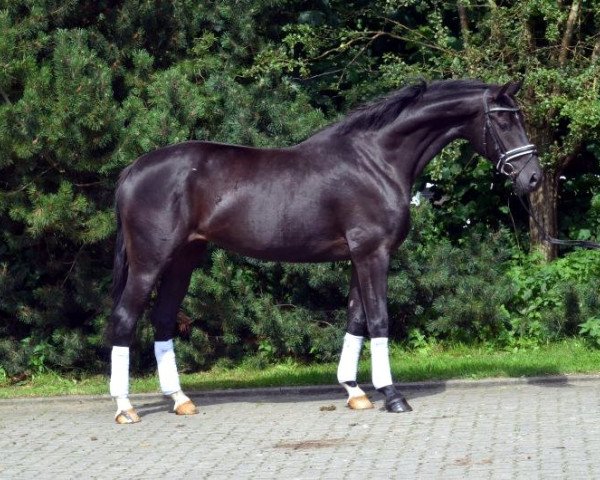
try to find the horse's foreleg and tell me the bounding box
[338,267,373,409]
[350,245,412,413]
[150,241,206,416]
[370,338,411,412]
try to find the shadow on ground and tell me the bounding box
[134,371,598,418]
[526,375,572,388]
[135,383,447,418]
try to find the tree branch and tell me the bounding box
[523,17,536,53]
[311,35,371,62]
[292,69,343,82]
[0,88,12,106]
[311,28,454,66]
[61,245,85,287]
[5,168,51,196]
[558,0,581,67]
[337,33,384,89]
[592,37,600,62]
[375,20,457,54]
[73,180,105,188]
[457,1,470,47]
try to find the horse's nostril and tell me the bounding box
[530,173,539,188]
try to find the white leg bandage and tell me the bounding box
[155,339,182,396]
[341,382,367,399]
[110,346,130,399]
[371,337,393,390]
[116,397,133,412]
[171,390,191,410]
[337,333,364,384]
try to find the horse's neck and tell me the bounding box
[378,98,476,182]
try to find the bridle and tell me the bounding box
[482,89,537,178]
[481,91,600,249]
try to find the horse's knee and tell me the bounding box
[346,296,368,337]
[110,269,161,345]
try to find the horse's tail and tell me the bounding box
[106,166,135,345]
[105,188,129,346]
[110,205,128,307]
[110,164,135,310]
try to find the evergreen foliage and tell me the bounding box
[1,1,599,377]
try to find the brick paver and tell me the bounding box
[1,376,599,479]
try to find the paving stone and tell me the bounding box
[0,376,599,479]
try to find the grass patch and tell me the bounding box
[1,339,599,399]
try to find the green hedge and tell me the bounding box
[2,2,600,378]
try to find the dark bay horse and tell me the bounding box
[108,79,541,423]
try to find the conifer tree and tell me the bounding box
[1,1,599,376]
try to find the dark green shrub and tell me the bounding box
[506,249,600,345]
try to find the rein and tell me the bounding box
[517,194,600,250]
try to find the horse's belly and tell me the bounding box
[194,186,350,261]
[208,230,351,263]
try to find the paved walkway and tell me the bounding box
[1,376,599,479]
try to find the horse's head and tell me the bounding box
[474,80,542,195]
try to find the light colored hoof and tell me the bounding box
[175,400,198,416]
[115,408,141,424]
[347,394,374,410]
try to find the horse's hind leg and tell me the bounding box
[337,266,374,410]
[150,241,206,416]
[110,264,163,423]
[109,220,193,423]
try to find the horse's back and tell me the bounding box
[114,140,349,261]
[117,141,271,206]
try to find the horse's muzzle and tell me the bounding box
[514,156,543,195]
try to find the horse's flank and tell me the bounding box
[117,139,357,263]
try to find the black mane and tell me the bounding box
[336,79,489,134]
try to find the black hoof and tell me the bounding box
[385,395,413,413]
[377,385,413,413]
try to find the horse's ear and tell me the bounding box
[496,80,523,99]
